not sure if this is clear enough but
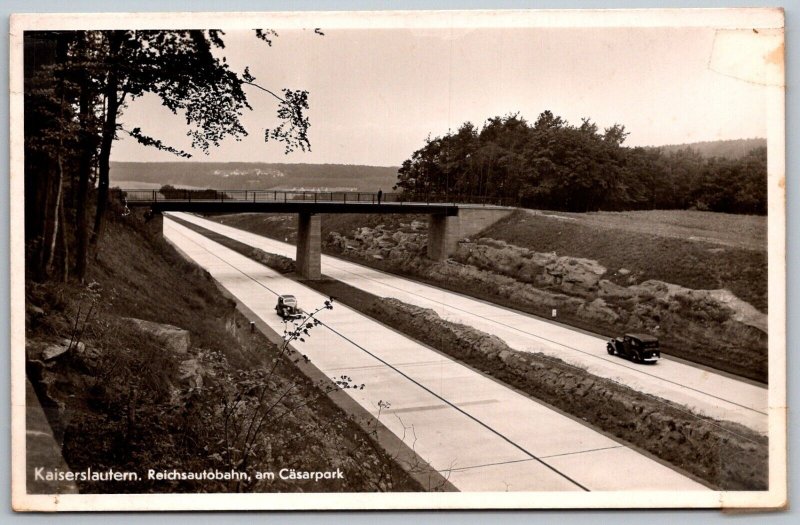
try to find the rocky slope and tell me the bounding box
[323,222,767,382]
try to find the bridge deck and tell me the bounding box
[128,200,463,215]
[121,188,514,215]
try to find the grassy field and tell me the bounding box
[526,209,766,250]
[483,210,768,312]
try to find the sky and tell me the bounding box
[111,24,773,167]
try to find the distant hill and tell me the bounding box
[110,162,400,192]
[653,138,766,159]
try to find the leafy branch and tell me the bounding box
[123,127,193,158]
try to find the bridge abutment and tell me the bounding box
[296,212,321,280]
[427,208,514,261]
[427,214,461,261]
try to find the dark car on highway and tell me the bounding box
[275,294,303,320]
[607,333,661,364]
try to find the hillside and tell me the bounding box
[111,162,399,192]
[25,211,421,493]
[654,138,767,159]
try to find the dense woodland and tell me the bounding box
[394,113,767,214]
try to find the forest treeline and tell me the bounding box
[394,112,767,214]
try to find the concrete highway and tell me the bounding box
[167,212,769,436]
[163,216,709,492]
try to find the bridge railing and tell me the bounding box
[119,188,515,207]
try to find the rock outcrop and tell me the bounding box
[323,224,767,381]
[327,222,427,261]
[122,317,191,354]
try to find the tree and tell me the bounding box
[394,110,766,214]
[24,29,314,282]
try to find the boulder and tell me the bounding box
[597,279,636,299]
[28,338,86,362]
[28,305,45,317]
[42,340,76,361]
[578,298,620,324]
[178,358,204,389]
[707,289,767,333]
[475,237,508,250]
[122,317,191,354]
[544,256,607,292]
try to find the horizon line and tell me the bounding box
[111,136,767,167]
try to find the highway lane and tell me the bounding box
[168,212,769,435]
[163,216,708,492]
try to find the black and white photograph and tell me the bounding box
[9,8,786,511]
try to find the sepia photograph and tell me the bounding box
[9,8,786,511]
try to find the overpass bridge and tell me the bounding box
[122,189,515,279]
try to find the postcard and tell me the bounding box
[9,8,786,511]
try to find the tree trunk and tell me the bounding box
[90,31,123,250]
[44,109,66,277]
[59,190,69,282]
[75,65,93,282]
[36,163,55,280]
[38,35,70,280]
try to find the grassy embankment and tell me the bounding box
[175,216,767,490]
[483,210,767,312]
[208,209,768,383]
[25,211,422,493]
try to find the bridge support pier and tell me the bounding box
[427,214,460,261]
[296,212,321,280]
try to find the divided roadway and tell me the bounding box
[167,212,768,436]
[163,216,708,492]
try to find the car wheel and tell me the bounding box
[633,352,642,363]
[607,345,615,355]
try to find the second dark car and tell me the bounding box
[607,333,661,364]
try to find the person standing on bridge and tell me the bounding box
[377,189,383,205]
